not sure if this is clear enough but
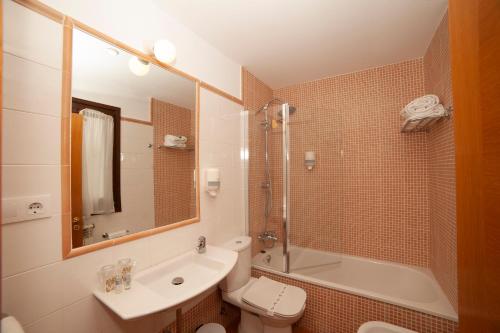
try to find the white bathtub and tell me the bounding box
[252,246,457,321]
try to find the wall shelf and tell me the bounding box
[401,106,453,133]
[157,144,194,151]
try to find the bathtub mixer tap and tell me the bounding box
[258,231,278,248]
[258,231,278,242]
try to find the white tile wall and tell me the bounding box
[24,311,63,333]
[3,0,62,69]
[61,297,102,333]
[2,109,61,165]
[2,1,245,332]
[86,122,155,243]
[3,53,62,116]
[40,0,241,98]
[61,247,113,306]
[1,0,63,279]
[2,165,61,214]
[2,215,62,277]
[3,263,65,325]
[199,89,246,245]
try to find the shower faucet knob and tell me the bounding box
[261,181,271,189]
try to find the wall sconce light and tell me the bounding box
[305,151,316,170]
[105,47,119,56]
[153,39,176,64]
[128,56,150,76]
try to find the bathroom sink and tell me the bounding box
[93,245,238,320]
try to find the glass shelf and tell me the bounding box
[157,144,194,151]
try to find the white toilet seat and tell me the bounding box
[242,276,307,319]
[357,321,418,333]
[222,277,306,323]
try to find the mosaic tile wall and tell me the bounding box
[243,14,457,322]
[252,268,458,333]
[245,59,431,266]
[423,12,458,311]
[242,69,281,256]
[275,59,430,266]
[165,290,239,333]
[151,98,196,227]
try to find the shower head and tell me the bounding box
[255,98,284,114]
[278,105,297,118]
[255,98,297,116]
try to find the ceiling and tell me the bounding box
[72,29,196,111]
[155,0,448,89]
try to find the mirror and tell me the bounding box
[70,29,197,249]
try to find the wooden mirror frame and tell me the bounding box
[12,0,243,259]
[62,20,201,258]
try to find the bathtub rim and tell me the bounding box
[252,247,458,322]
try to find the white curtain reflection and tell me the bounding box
[80,108,115,216]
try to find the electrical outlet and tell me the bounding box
[28,202,44,215]
[2,195,51,224]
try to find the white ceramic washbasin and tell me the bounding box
[93,245,238,319]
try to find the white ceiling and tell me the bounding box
[155,0,448,89]
[72,29,196,110]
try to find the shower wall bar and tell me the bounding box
[282,103,291,273]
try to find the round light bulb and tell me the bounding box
[128,56,150,76]
[153,39,176,64]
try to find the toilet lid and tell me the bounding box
[196,323,226,333]
[242,276,306,318]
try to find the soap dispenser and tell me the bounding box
[205,168,220,197]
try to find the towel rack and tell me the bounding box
[401,106,453,133]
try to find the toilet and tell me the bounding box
[1,315,25,333]
[220,236,306,333]
[197,323,226,333]
[357,321,418,333]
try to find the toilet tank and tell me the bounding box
[219,236,252,292]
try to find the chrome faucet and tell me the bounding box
[196,236,206,253]
[258,231,278,242]
[258,231,278,248]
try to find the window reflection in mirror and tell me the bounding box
[71,29,197,248]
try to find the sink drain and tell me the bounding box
[172,277,184,285]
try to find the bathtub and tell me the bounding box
[252,246,457,321]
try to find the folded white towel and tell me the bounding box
[401,95,439,119]
[165,142,186,148]
[165,135,187,143]
[402,104,447,131]
[164,135,188,147]
[405,103,446,121]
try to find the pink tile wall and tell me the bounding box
[273,59,430,266]
[243,15,457,317]
[253,268,458,333]
[242,69,280,256]
[165,290,239,332]
[424,12,458,311]
[151,98,196,227]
